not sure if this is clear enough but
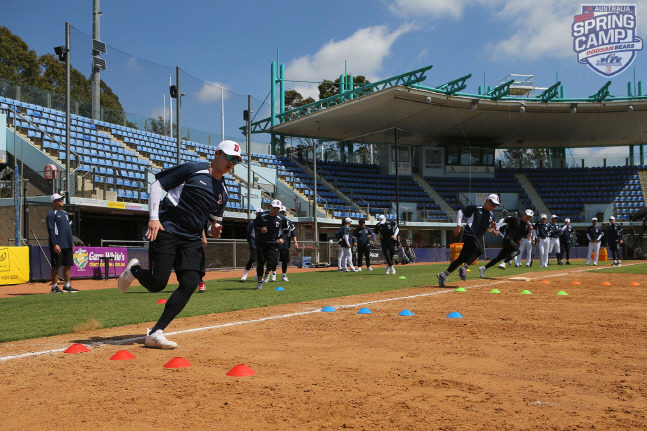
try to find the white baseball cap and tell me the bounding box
[344,217,352,223]
[540,214,547,219]
[592,217,598,221]
[609,216,615,220]
[487,194,500,205]
[51,193,64,202]
[565,218,570,223]
[377,214,386,224]
[551,214,558,219]
[280,206,287,213]
[217,140,242,160]
[255,208,264,214]
[524,209,534,217]
[270,199,282,208]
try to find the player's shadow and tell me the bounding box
[70,334,144,346]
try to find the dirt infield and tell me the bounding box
[1,264,646,430]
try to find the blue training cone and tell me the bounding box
[446,311,463,319]
[357,308,372,314]
[275,286,285,291]
[398,309,415,316]
[321,306,336,312]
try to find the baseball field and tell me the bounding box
[1,261,646,430]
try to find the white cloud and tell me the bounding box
[285,24,416,99]
[196,81,230,103]
[127,57,143,72]
[389,0,497,19]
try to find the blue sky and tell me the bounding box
[5,0,647,163]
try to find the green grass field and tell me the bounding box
[0,261,644,343]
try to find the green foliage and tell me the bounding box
[318,75,370,100]
[284,89,315,111]
[499,148,550,169]
[148,114,175,137]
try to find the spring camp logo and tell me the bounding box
[73,248,89,269]
[572,5,643,77]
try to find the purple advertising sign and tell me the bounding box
[71,247,128,278]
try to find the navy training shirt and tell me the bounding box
[353,226,374,247]
[46,209,74,249]
[607,224,623,243]
[254,211,290,247]
[587,225,603,242]
[534,222,550,239]
[460,205,494,239]
[156,161,228,240]
[280,218,296,250]
[375,220,399,242]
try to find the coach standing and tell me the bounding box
[607,216,623,266]
[586,217,603,266]
[375,214,399,274]
[533,214,550,268]
[353,219,375,271]
[46,193,79,293]
[117,140,241,349]
[547,215,563,265]
[559,218,575,265]
[437,194,499,286]
[241,208,264,282]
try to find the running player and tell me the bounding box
[241,208,264,282]
[254,199,290,289]
[375,214,399,274]
[437,194,499,287]
[273,206,298,281]
[117,140,241,349]
[479,209,533,278]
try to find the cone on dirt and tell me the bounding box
[630,282,640,286]
[489,289,501,294]
[571,281,581,285]
[541,280,550,284]
[226,364,256,377]
[602,282,611,286]
[446,311,463,318]
[520,290,532,295]
[557,291,568,296]
[163,357,192,368]
[357,308,372,314]
[156,298,167,304]
[110,350,136,361]
[398,309,415,316]
[321,306,336,312]
[455,287,467,292]
[64,343,90,354]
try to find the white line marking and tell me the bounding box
[0,263,641,362]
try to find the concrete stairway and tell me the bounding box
[515,173,550,216]
[411,173,455,222]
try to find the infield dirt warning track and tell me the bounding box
[1,264,646,430]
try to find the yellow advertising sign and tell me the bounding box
[0,247,30,285]
[108,201,126,209]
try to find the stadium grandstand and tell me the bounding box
[2,61,647,278]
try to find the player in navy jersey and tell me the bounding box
[437,194,499,287]
[586,217,604,265]
[117,140,241,349]
[375,214,399,274]
[241,208,265,282]
[46,193,79,293]
[273,205,298,281]
[353,219,375,271]
[607,216,624,266]
[254,199,290,289]
[479,209,533,278]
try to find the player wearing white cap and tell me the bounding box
[46,193,79,293]
[559,218,575,265]
[532,214,551,267]
[480,209,533,277]
[547,215,564,265]
[607,216,623,266]
[254,199,291,288]
[375,214,399,274]
[437,194,499,286]
[240,208,265,282]
[118,140,241,349]
[586,217,603,265]
[273,206,298,281]
[338,217,357,272]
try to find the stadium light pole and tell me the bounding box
[245,95,252,220]
[394,127,400,229]
[54,23,72,205]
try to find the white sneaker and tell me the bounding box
[391,266,396,275]
[118,259,140,293]
[479,266,486,279]
[367,267,373,271]
[256,282,263,290]
[240,271,248,282]
[515,263,521,267]
[593,263,597,266]
[282,274,289,281]
[385,266,390,274]
[357,267,362,272]
[262,274,270,283]
[498,262,506,270]
[350,267,359,272]
[618,261,622,266]
[144,328,177,349]
[271,272,276,282]
[437,272,447,287]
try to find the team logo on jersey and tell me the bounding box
[572,5,643,77]
[217,194,223,205]
[73,248,89,269]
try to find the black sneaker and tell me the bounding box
[565,261,571,265]
[50,286,63,294]
[63,286,79,293]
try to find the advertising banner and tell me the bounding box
[70,247,128,278]
[0,247,30,285]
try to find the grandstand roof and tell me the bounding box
[272,86,647,149]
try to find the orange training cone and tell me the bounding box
[156,299,167,304]
[541,280,550,284]
[630,282,640,286]
[64,343,90,354]
[571,281,581,285]
[109,350,136,361]
[226,364,256,377]
[163,357,192,368]
[602,282,611,286]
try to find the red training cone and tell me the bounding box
[602,282,611,286]
[571,281,581,285]
[226,364,256,377]
[64,343,90,354]
[109,350,136,361]
[163,357,192,368]
[630,282,640,286]
[156,299,167,304]
[541,280,550,284]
